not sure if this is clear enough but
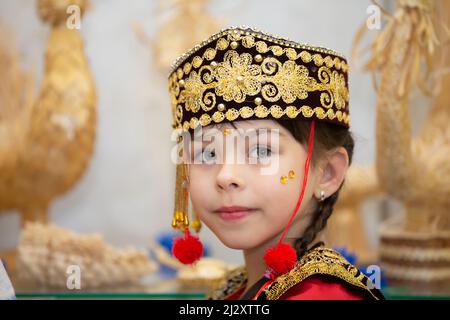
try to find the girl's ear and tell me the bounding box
[314,147,349,200]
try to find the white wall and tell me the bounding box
[0,0,378,265]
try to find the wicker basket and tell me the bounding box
[379,216,450,296]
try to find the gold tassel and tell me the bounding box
[172,163,189,231]
[190,211,202,233]
[172,137,202,233]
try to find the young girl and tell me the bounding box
[168,27,384,300]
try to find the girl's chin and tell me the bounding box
[216,234,262,250]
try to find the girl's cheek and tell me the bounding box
[188,175,201,208]
[190,179,203,199]
[189,169,213,213]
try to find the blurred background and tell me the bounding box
[0,0,448,298]
[0,0,381,265]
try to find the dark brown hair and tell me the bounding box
[275,119,354,258]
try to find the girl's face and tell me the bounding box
[188,119,320,250]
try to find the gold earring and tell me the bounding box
[280,176,288,184]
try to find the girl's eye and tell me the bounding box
[249,145,272,160]
[196,148,216,164]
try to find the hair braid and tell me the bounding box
[294,186,343,258]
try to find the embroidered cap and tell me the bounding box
[168,26,350,132]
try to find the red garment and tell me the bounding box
[224,275,366,300]
[280,275,366,300]
[224,286,246,300]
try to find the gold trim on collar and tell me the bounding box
[263,247,380,300]
[208,246,381,300]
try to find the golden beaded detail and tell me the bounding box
[170,26,347,72]
[179,105,349,131]
[288,170,295,179]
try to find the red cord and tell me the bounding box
[277,120,315,245]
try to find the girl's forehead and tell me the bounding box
[197,119,288,137]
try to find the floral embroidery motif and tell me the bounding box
[179,66,216,113]
[177,51,348,117]
[261,59,317,103]
[215,51,262,103]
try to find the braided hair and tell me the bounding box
[276,119,355,258]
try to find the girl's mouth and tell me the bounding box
[214,206,257,221]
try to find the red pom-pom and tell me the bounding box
[172,230,203,264]
[264,243,297,276]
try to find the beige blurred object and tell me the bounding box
[136,0,224,73]
[0,0,96,226]
[150,241,236,290]
[0,27,34,172]
[325,166,382,263]
[354,0,450,294]
[177,258,237,289]
[15,222,157,289]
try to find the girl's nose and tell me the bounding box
[216,164,246,192]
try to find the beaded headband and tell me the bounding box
[168,26,350,132]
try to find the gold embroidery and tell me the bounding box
[168,27,350,130]
[215,50,262,103]
[179,66,217,113]
[183,62,192,75]
[208,247,380,300]
[183,105,349,130]
[317,66,349,110]
[177,68,183,79]
[174,52,348,119]
[263,247,380,300]
[217,37,229,50]
[255,41,268,53]
[170,28,348,74]
[262,59,317,103]
[175,105,183,124]
[204,48,217,61]
[192,56,203,68]
[240,106,253,118]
